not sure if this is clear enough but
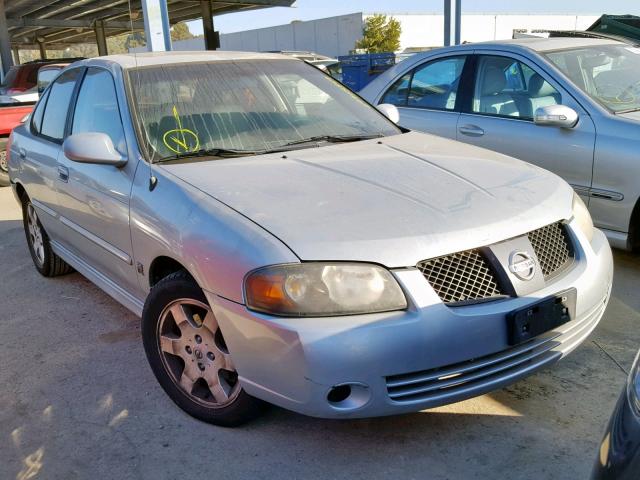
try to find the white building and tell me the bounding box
[160,12,603,58]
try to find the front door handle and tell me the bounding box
[18,148,26,159]
[58,165,69,182]
[458,124,485,137]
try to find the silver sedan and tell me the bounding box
[361,37,640,252]
[8,52,612,426]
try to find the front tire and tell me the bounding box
[22,199,73,277]
[142,270,265,427]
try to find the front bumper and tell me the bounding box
[207,222,613,419]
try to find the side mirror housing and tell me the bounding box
[377,103,400,124]
[534,105,578,129]
[63,132,127,166]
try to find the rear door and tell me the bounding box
[55,66,140,294]
[376,55,470,139]
[456,52,596,203]
[18,68,82,239]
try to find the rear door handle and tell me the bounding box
[58,165,69,182]
[458,125,485,137]
[18,148,26,159]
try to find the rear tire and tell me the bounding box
[142,270,266,427]
[22,199,73,277]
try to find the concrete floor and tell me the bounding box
[0,185,638,480]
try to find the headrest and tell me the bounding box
[481,66,506,96]
[528,73,556,98]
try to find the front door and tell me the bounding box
[378,55,469,140]
[456,53,596,204]
[55,67,140,295]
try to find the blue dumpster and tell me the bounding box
[337,53,396,92]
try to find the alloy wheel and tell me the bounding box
[27,204,45,266]
[0,150,7,173]
[157,299,241,408]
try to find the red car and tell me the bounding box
[0,60,81,186]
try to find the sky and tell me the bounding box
[187,0,640,35]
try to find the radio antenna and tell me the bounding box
[127,0,158,191]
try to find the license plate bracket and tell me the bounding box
[507,288,577,345]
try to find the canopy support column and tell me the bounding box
[0,0,14,75]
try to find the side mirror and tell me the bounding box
[377,103,400,124]
[63,132,127,166]
[534,105,578,129]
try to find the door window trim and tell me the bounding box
[379,54,472,113]
[68,65,128,153]
[32,66,85,145]
[462,52,587,123]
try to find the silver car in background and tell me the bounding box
[361,37,640,251]
[8,52,612,426]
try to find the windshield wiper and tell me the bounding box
[615,107,640,114]
[158,147,261,162]
[275,133,385,148]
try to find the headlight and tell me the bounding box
[245,263,407,316]
[628,350,640,415]
[572,193,594,242]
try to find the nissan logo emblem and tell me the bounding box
[509,251,536,281]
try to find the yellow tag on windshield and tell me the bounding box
[162,106,200,154]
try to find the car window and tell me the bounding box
[31,89,50,134]
[72,68,126,155]
[37,68,60,92]
[129,59,400,161]
[408,57,466,110]
[381,72,412,106]
[26,66,39,86]
[380,56,466,110]
[40,68,81,141]
[472,56,560,120]
[546,44,640,113]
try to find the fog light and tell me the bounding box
[326,383,371,411]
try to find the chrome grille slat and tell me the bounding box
[416,250,503,304]
[388,344,552,399]
[385,332,558,388]
[417,222,574,304]
[527,222,572,278]
[385,299,606,404]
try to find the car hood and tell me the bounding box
[160,132,573,267]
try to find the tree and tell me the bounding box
[171,22,194,41]
[355,14,402,53]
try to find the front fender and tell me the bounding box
[129,164,299,304]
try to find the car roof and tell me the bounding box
[470,37,623,52]
[75,50,295,70]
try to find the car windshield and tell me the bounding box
[0,67,18,88]
[545,44,640,113]
[127,59,400,162]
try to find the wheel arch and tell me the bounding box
[14,181,28,203]
[629,196,640,251]
[148,255,196,288]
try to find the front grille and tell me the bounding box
[417,222,574,305]
[527,222,573,279]
[416,250,503,304]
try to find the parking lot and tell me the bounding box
[0,186,637,480]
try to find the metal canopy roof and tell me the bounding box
[5,0,295,48]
